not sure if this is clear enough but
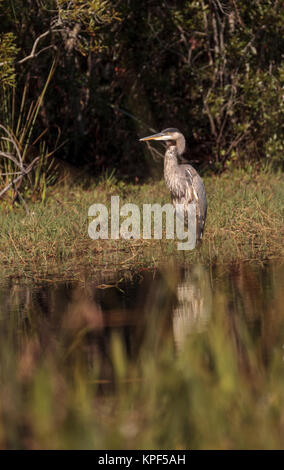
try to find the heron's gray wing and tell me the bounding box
[180,164,207,239]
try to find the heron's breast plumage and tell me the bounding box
[164,147,193,204]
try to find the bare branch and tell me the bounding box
[17,29,61,64]
[203,99,218,139]
[200,0,213,66]
[0,157,39,199]
[0,124,23,170]
[224,125,251,159]
[17,30,50,64]
[0,151,22,169]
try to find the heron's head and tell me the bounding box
[139,128,185,155]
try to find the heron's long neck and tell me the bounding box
[164,145,182,196]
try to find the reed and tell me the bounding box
[0,61,59,204]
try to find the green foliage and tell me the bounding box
[57,0,120,28]
[57,0,121,53]
[0,0,283,195]
[168,0,284,166]
[0,32,18,89]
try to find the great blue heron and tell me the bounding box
[139,128,207,241]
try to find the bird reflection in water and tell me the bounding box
[172,265,212,351]
[0,266,212,386]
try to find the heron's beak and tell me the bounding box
[139,132,172,142]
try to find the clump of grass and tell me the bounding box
[204,169,284,261]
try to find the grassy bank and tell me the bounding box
[0,168,283,280]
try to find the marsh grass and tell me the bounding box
[0,61,60,205]
[0,169,283,280]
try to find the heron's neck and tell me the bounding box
[164,145,181,194]
[164,145,178,168]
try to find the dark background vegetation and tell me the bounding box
[0,0,283,186]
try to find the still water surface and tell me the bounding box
[0,260,283,383]
[0,260,284,448]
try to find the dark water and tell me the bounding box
[0,260,283,385]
